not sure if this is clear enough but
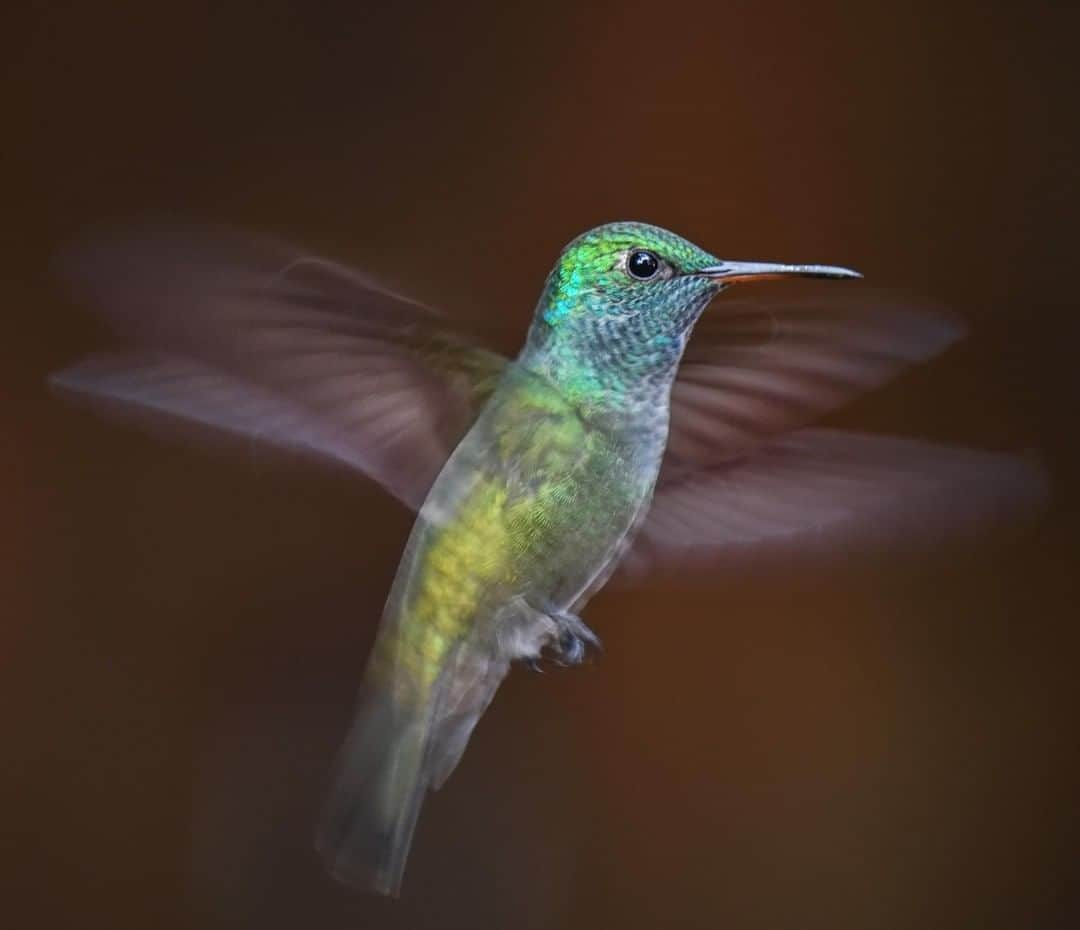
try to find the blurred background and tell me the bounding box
[4,1,1077,928]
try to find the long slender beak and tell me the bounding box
[699,260,862,284]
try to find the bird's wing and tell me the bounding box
[619,290,1047,577]
[619,428,1047,578]
[665,291,964,469]
[50,224,507,509]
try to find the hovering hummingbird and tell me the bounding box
[52,221,1043,895]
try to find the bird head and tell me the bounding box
[525,221,860,404]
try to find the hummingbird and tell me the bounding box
[52,221,1044,895]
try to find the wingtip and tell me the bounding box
[46,362,90,397]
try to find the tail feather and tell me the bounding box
[316,643,513,895]
[316,689,430,895]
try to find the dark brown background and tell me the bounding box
[4,2,1077,928]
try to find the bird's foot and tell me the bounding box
[546,609,601,667]
[504,599,600,671]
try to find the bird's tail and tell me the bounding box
[316,643,510,895]
[316,685,432,896]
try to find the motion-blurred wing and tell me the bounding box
[621,429,1046,578]
[667,292,964,468]
[50,225,507,508]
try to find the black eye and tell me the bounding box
[627,250,660,280]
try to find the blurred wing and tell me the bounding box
[667,291,964,469]
[620,429,1047,578]
[50,224,507,508]
[52,353,402,477]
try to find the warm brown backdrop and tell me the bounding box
[4,2,1077,928]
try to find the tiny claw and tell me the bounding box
[525,657,545,674]
[549,610,601,663]
[556,631,586,666]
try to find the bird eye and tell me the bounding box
[626,250,660,280]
